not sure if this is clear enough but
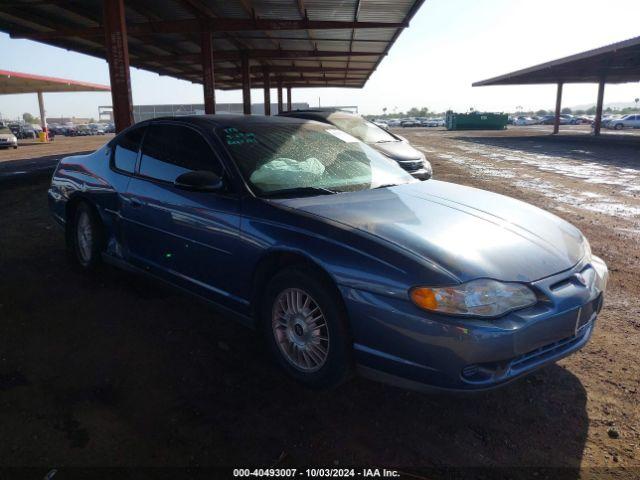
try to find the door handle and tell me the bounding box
[130,197,145,208]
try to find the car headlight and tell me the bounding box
[419,153,432,173]
[410,279,537,318]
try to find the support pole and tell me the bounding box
[241,53,251,115]
[277,78,283,113]
[201,31,216,114]
[103,0,133,133]
[593,78,606,136]
[37,91,47,140]
[553,82,563,135]
[287,86,292,111]
[262,66,271,116]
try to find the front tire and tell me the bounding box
[68,202,103,271]
[614,123,623,130]
[261,267,352,388]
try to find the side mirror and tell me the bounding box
[174,170,224,192]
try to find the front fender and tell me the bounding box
[236,197,458,304]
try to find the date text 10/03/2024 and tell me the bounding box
[233,468,401,478]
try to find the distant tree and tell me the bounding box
[574,109,586,115]
[561,107,572,114]
[22,112,36,123]
[407,107,430,117]
[586,106,597,115]
[382,107,387,115]
[535,109,548,116]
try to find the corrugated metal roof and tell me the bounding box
[0,0,425,90]
[474,35,640,86]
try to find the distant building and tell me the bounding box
[99,102,311,124]
[46,116,93,125]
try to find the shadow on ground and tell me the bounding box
[453,134,640,171]
[0,180,589,476]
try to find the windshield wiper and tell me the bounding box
[261,186,338,198]
[372,183,400,189]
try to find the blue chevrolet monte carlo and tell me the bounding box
[48,115,608,391]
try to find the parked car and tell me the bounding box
[89,123,106,135]
[513,116,536,126]
[279,109,432,179]
[104,123,116,133]
[49,125,67,135]
[420,118,443,127]
[64,125,78,136]
[606,114,640,130]
[572,116,593,125]
[400,118,420,128]
[539,115,572,125]
[0,126,18,149]
[386,119,401,128]
[72,124,93,136]
[48,115,608,392]
[9,123,37,139]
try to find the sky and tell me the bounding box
[1,0,639,121]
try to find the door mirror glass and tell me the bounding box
[174,170,223,192]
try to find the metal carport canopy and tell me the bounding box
[0,0,425,91]
[0,69,110,135]
[0,0,425,130]
[0,69,111,94]
[472,35,640,135]
[472,35,640,86]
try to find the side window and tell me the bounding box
[139,124,221,183]
[113,126,146,173]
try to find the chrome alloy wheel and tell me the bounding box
[272,288,330,372]
[76,210,93,264]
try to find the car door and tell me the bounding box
[120,122,243,308]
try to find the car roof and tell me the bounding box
[278,110,359,121]
[143,114,319,129]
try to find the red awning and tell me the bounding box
[0,69,111,94]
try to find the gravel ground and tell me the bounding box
[0,127,638,477]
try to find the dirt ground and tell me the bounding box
[0,135,114,163]
[0,126,638,477]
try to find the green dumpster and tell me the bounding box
[446,111,508,130]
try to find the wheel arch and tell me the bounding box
[249,248,344,326]
[64,194,105,248]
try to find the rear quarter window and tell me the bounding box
[113,126,146,173]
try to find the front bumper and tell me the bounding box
[398,159,432,180]
[343,255,608,391]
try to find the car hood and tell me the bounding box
[0,133,15,140]
[368,140,423,161]
[274,180,586,283]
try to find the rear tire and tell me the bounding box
[261,267,353,389]
[614,123,623,130]
[68,201,103,272]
